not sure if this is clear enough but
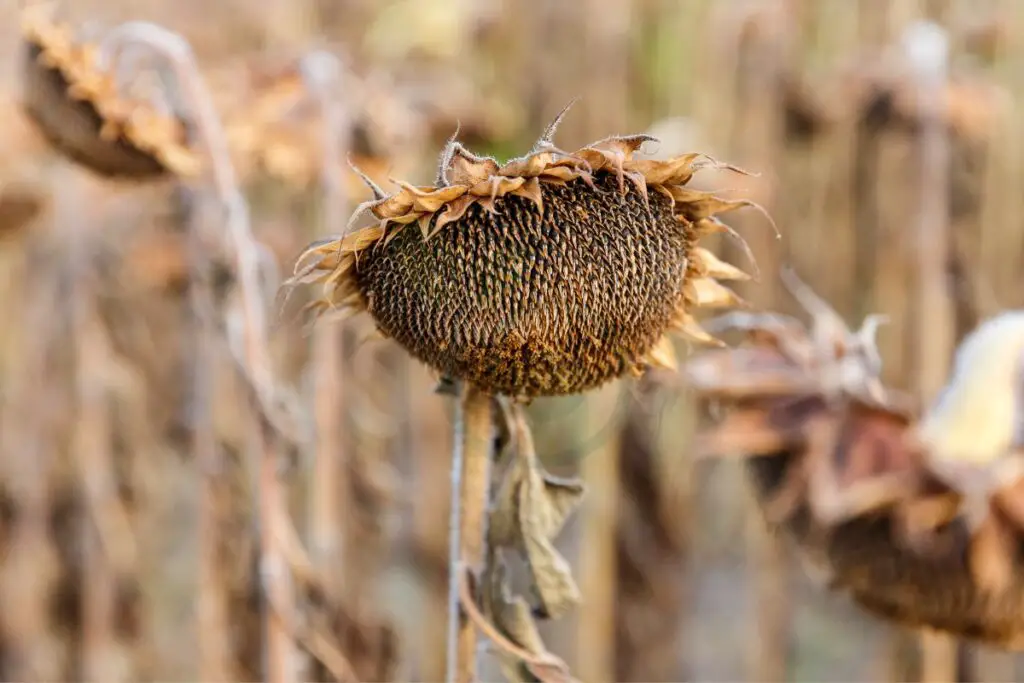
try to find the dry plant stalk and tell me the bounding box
[612,379,689,682]
[0,224,69,682]
[187,191,234,681]
[904,20,959,683]
[287,103,764,680]
[62,172,134,683]
[92,23,297,681]
[302,50,398,683]
[685,270,1024,651]
[14,10,347,680]
[301,48,350,614]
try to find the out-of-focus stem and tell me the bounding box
[98,22,295,682]
[188,191,232,682]
[905,19,958,683]
[63,170,126,682]
[302,50,351,601]
[576,385,620,682]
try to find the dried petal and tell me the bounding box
[670,310,725,347]
[683,277,745,309]
[690,246,751,281]
[628,153,702,185]
[969,512,1016,595]
[684,346,818,398]
[645,335,677,371]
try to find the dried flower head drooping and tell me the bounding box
[215,53,423,195]
[685,274,1024,650]
[287,103,767,399]
[19,4,200,179]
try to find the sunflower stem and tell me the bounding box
[446,384,494,683]
[98,21,296,682]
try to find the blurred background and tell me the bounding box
[2,0,1024,681]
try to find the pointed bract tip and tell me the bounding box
[779,266,847,332]
[435,122,462,186]
[347,155,387,200]
[857,314,890,346]
[534,98,580,151]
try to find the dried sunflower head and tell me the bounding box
[685,277,1024,650]
[19,4,199,179]
[286,105,764,398]
[214,51,424,198]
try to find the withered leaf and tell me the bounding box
[489,408,586,620]
[482,557,574,683]
[519,468,585,619]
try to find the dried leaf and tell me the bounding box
[518,469,584,618]
[481,559,574,683]
[490,407,585,620]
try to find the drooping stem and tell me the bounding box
[446,384,494,683]
[96,22,295,682]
